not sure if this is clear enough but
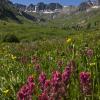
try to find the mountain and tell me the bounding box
[47,3,63,11]
[0,0,100,24]
[79,0,100,11]
[12,0,100,15]
[0,0,20,20]
[27,4,35,11]
[0,0,38,23]
[79,1,94,11]
[13,2,63,12]
[14,3,26,12]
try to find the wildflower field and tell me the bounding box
[0,5,100,100]
[0,31,100,100]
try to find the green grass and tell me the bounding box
[0,31,100,99]
[0,18,69,42]
[0,8,100,42]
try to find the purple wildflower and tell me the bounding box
[62,67,71,85]
[79,72,92,95]
[27,76,34,83]
[17,76,35,100]
[51,71,61,87]
[39,92,48,100]
[39,72,46,91]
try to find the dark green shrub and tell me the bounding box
[2,34,20,43]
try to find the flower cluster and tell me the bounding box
[39,72,46,91]
[39,66,71,100]
[17,76,35,100]
[62,67,71,85]
[17,61,92,99]
[39,92,48,100]
[79,72,92,95]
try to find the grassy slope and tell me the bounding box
[0,8,100,42]
[0,16,68,42]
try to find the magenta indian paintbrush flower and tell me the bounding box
[38,66,71,99]
[43,80,51,93]
[17,83,35,100]
[62,67,71,85]
[27,76,34,83]
[79,72,92,95]
[39,72,46,91]
[17,76,35,100]
[44,80,51,88]
[50,71,66,98]
[39,92,49,100]
[51,71,61,87]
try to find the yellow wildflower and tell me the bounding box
[3,89,9,94]
[66,38,72,43]
[89,63,96,66]
[11,55,16,60]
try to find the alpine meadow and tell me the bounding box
[0,0,100,100]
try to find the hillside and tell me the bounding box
[52,8,100,29]
[0,0,18,20]
[0,0,100,42]
[0,0,38,23]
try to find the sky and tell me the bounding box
[11,0,86,6]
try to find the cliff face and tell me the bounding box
[14,2,63,12]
